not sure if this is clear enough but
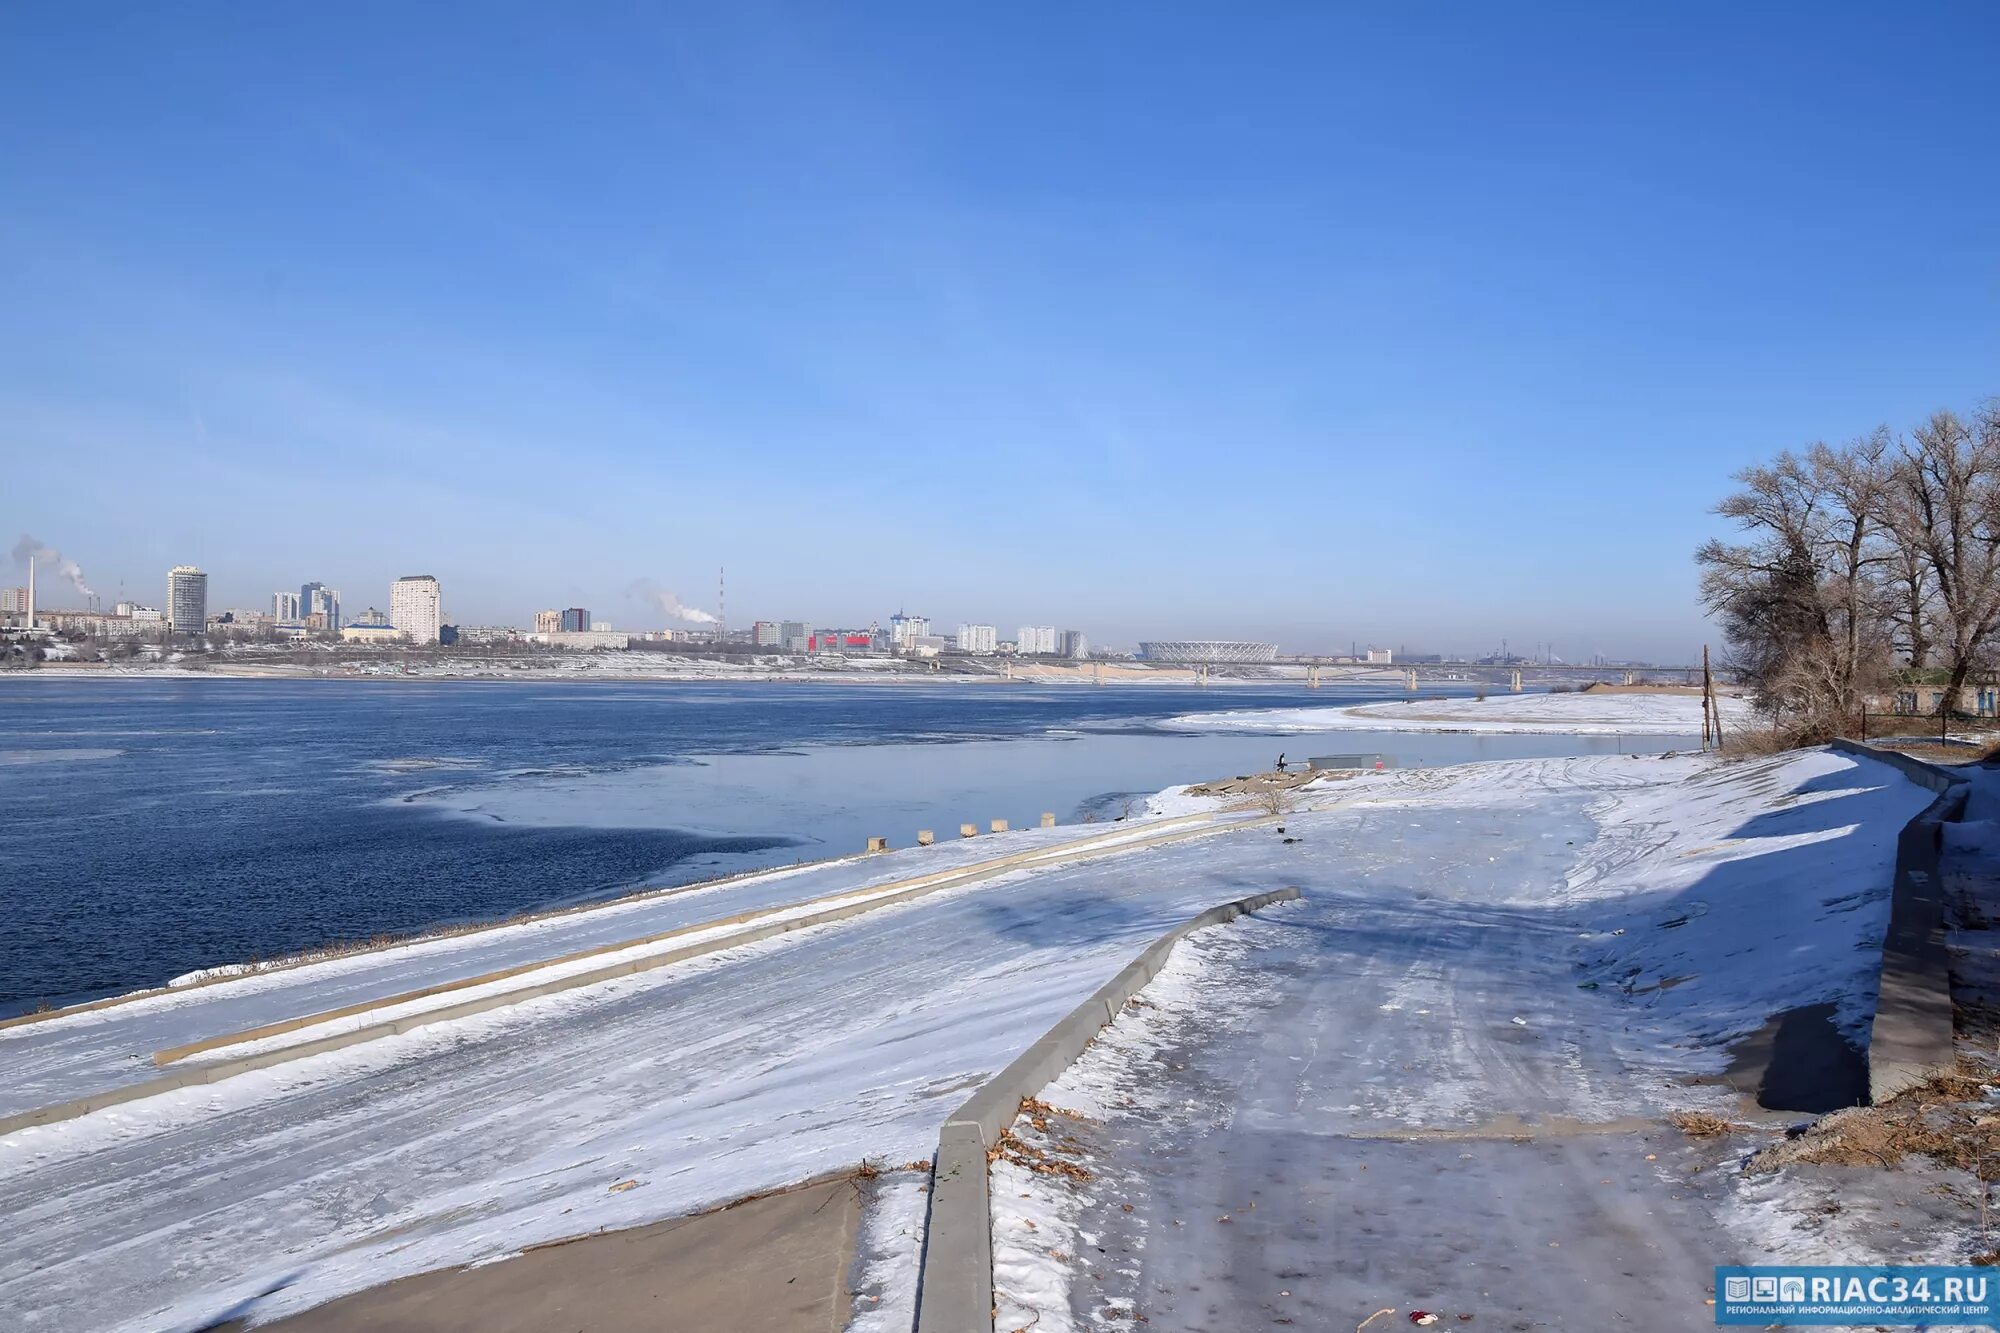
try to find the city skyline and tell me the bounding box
[5,7,1996,662]
[0,544,1678,662]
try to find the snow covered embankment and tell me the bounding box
[1169,687,1755,735]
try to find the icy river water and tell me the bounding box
[0,677,1681,1012]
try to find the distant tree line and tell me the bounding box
[1698,398,2000,742]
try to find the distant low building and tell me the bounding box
[539,629,629,650]
[455,625,523,643]
[1365,647,1394,664]
[340,624,406,644]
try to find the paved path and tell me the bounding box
[1024,797,1740,1331]
[242,1175,861,1333]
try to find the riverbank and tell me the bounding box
[10,655,1402,687]
[0,720,1960,1331]
[0,677,1670,1015]
[1171,684,1755,734]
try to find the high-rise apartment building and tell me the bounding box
[301,582,340,632]
[560,607,589,633]
[779,621,812,652]
[534,609,562,635]
[0,587,27,615]
[1017,625,1059,655]
[167,566,208,633]
[390,575,443,644]
[752,620,783,647]
[1057,629,1089,659]
[956,624,998,654]
[273,591,302,621]
[889,612,930,648]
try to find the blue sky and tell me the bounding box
[3,3,1995,660]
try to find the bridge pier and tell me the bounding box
[1404,668,1417,691]
[1510,669,1522,693]
[1307,665,1320,689]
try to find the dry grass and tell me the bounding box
[1719,726,1820,758]
[990,1098,1094,1182]
[1668,1110,1739,1139]
[1747,1065,2000,1176]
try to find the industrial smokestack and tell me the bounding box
[25,554,33,630]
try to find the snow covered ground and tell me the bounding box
[0,745,1932,1331]
[991,747,1941,1331]
[1169,686,1755,734]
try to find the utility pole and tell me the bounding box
[1702,644,1724,749]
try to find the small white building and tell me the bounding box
[340,624,407,644]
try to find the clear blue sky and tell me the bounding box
[3,3,1995,660]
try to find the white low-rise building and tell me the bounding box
[536,630,629,650]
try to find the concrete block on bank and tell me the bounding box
[866,836,890,854]
[917,830,935,846]
[1040,812,1056,828]
[990,818,1009,833]
[960,823,978,838]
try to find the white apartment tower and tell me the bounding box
[1017,625,1059,655]
[390,575,443,644]
[956,623,997,654]
[166,565,208,633]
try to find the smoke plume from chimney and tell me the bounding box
[626,578,719,624]
[11,534,93,599]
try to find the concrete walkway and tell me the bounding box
[236,1175,860,1333]
[1017,798,1738,1330]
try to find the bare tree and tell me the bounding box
[1881,406,2000,711]
[1698,450,1847,729]
[1882,537,1936,670]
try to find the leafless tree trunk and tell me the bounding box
[1883,406,2000,713]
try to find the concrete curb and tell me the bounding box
[1830,738,1968,1102]
[912,885,1301,1333]
[0,814,1273,1139]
